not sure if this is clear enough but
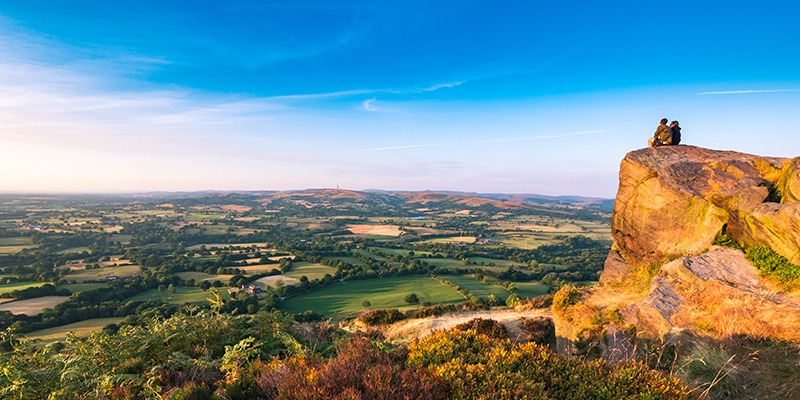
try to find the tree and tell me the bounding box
[404,293,419,304]
[362,300,371,308]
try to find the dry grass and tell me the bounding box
[0,296,69,316]
[380,309,551,344]
[256,275,301,287]
[221,204,252,213]
[346,224,403,236]
[671,279,800,341]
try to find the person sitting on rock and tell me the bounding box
[650,118,672,147]
[670,120,681,145]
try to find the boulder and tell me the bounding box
[609,145,795,268]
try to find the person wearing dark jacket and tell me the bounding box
[670,121,681,145]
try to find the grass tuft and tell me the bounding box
[745,247,800,291]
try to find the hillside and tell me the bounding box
[555,145,800,398]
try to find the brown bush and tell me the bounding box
[256,336,448,400]
[453,318,508,339]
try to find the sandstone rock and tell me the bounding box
[662,247,761,288]
[598,249,631,286]
[611,248,800,341]
[729,202,800,264]
[777,157,800,204]
[608,145,795,268]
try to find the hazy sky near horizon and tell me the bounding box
[2,1,799,197]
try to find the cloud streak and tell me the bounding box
[696,89,796,95]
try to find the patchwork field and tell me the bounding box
[175,271,234,283]
[283,261,338,281]
[239,264,281,274]
[0,236,37,254]
[0,296,70,315]
[0,281,49,295]
[416,236,476,244]
[58,282,107,293]
[127,287,228,304]
[439,275,511,299]
[280,276,465,318]
[62,265,142,282]
[25,317,125,342]
[256,275,301,288]
[511,281,552,298]
[346,224,403,236]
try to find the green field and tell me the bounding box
[423,258,467,269]
[512,281,552,298]
[369,247,433,257]
[0,244,37,254]
[416,236,476,244]
[281,276,465,318]
[63,265,142,282]
[283,261,338,281]
[58,282,107,293]
[25,317,125,342]
[175,271,234,283]
[239,264,281,274]
[439,275,511,299]
[0,281,49,295]
[0,237,33,246]
[56,246,91,255]
[127,287,229,304]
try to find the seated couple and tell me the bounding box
[649,118,681,147]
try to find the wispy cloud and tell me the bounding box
[472,130,606,144]
[696,89,796,95]
[267,89,376,101]
[362,98,377,112]
[353,143,446,153]
[422,81,463,92]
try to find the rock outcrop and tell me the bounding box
[607,145,800,271]
[563,146,800,343]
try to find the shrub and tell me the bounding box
[255,336,448,400]
[408,329,694,399]
[552,285,583,312]
[404,293,419,304]
[745,247,800,290]
[453,318,507,339]
[356,308,407,326]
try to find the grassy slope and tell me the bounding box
[281,276,464,317]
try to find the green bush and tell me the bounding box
[745,247,800,290]
[553,285,582,312]
[356,308,407,325]
[713,233,743,250]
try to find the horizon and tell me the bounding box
[0,187,613,201]
[2,2,799,197]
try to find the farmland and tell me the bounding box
[0,190,611,336]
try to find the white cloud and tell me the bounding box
[696,89,796,95]
[362,98,377,112]
[423,81,463,91]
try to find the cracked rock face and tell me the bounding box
[609,145,798,267]
[596,147,800,340]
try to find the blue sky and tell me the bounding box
[1,1,799,197]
